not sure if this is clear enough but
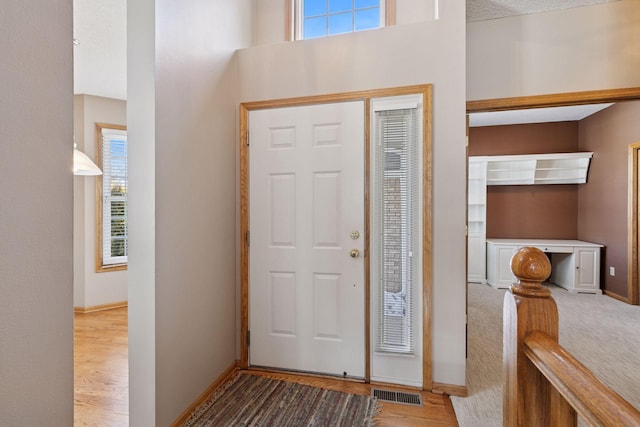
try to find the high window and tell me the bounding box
[96,123,128,271]
[290,0,395,40]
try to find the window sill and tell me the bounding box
[96,263,128,273]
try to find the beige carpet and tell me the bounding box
[451,282,640,427]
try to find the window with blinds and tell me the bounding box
[98,125,128,268]
[372,106,419,354]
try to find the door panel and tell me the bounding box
[575,248,598,290]
[249,101,365,377]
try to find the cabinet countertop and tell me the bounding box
[486,238,603,247]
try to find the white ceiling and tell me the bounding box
[73,0,126,100]
[467,0,621,22]
[469,103,614,127]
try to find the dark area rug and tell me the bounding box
[183,374,378,426]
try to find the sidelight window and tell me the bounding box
[372,101,420,354]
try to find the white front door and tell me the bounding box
[249,101,365,378]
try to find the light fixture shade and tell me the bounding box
[73,148,102,176]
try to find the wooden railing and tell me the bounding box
[503,246,640,427]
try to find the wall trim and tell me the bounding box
[170,360,240,427]
[628,141,640,305]
[386,0,397,27]
[467,87,640,113]
[432,381,468,397]
[74,301,128,314]
[604,290,629,304]
[284,0,293,42]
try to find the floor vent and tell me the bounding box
[371,388,423,406]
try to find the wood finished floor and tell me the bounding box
[74,307,128,426]
[74,307,458,426]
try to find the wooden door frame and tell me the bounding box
[240,84,433,389]
[467,87,640,305]
[628,142,640,305]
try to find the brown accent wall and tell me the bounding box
[578,101,640,298]
[469,122,579,156]
[469,122,579,239]
[486,185,578,239]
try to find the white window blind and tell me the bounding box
[101,128,128,266]
[373,108,419,354]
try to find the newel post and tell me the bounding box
[503,247,576,427]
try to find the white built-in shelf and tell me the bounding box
[472,152,593,186]
[467,158,488,283]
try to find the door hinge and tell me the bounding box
[246,230,250,246]
[246,133,249,146]
[246,330,250,346]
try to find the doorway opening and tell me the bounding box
[466,87,640,306]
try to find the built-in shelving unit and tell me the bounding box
[474,152,593,186]
[467,158,487,283]
[467,152,594,284]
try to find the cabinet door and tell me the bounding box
[468,235,486,283]
[575,248,600,291]
[496,246,517,287]
[487,244,517,288]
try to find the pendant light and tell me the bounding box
[73,143,102,176]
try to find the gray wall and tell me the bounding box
[0,0,74,424]
[467,0,640,100]
[128,0,252,424]
[578,101,640,298]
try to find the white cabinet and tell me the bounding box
[486,239,602,294]
[468,158,487,283]
[550,247,601,293]
[468,236,487,283]
[486,242,518,288]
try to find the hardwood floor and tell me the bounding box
[74,307,128,426]
[74,308,458,426]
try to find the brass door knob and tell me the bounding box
[350,249,360,258]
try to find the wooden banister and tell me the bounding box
[503,246,640,427]
[524,331,640,426]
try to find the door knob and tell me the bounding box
[350,249,360,258]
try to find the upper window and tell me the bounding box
[96,123,128,271]
[293,0,393,40]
